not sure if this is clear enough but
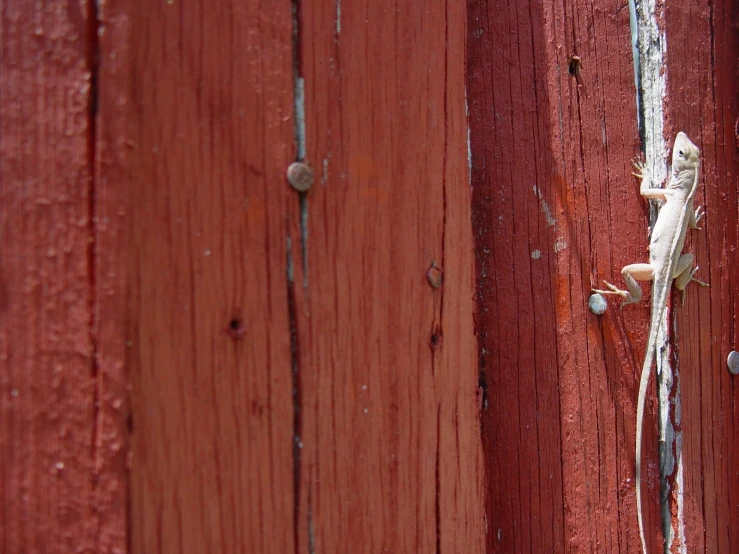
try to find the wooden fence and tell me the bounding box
[1,0,737,552]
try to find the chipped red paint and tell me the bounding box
[3,0,736,552]
[0,3,128,552]
[469,0,738,551]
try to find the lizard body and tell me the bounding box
[593,132,706,553]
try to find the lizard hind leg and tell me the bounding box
[592,263,653,308]
[674,253,708,304]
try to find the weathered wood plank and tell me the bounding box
[126,2,296,552]
[295,0,485,552]
[468,0,647,551]
[469,0,739,551]
[93,1,131,551]
[0,2,127,552]
[128,0,486,552]
[664,0,739,550]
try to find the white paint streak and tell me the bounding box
[294,77,306,161]
[335,0,341,35]
[634,0,667,191]
[634,0,680,544]
[532,185,556,227]
[628,0,640,129]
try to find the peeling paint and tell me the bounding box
[632,0,680,544]
[675,429,687,553]
[531,249,541,259]
[335,0,341,35]
[632,0,667,180]
[294,77,306,161]
[532,185,556,228]
[322,157,329,185]
[627,0,640,130]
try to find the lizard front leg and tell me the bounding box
[633,160,667,201]
[592,263,654,307]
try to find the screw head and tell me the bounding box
[286,162,314,192]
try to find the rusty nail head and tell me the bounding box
[287,162,314,192]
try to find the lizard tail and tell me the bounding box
[636,274,674,553]
[635,344,655,554]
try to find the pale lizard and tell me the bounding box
[593,132,707,553]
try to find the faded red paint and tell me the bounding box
[0,2,127,553]
[4,0,736,551]
[468,0,644,545]
[469,0,738,551]
[291,4,487,551]
[663,0,739,551]
[126,0,485,552]
[126,1,297,552]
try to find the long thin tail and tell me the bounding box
[636,343,656,554]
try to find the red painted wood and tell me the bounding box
[6,0,735,551]
[93,1,132,550]
[468,1,650,552]
[468,0,739,552]
[127,0,486,551]
[0,2,126,552]
[126,1,296,553]
[296,1,485,552]
[663,0,739,550]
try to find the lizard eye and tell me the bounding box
[678,150,684,157]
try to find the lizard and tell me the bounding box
[592,132,707,553]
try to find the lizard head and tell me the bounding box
[672,132,700,174]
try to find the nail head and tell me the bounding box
[727,351,739,375]
[588,293,607,315]
[287,162,314,192]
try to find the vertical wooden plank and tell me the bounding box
[468,0,646,551]
[470,0,739,551]
[129,0,485,551]
[94,0,131,551]
[663,0,739,550]
[292,0,486,552]
[0,1,127,552]
[127,1,296,553]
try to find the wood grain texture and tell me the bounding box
[296,0,485,552]
[469,0,739,552]
[128,0,486,552]
[662,0,739,550]
[7,0,733,551]
[93,0,131,551]
[468,0,650,552]
[0,2,126,552]
[126,1,296,553]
